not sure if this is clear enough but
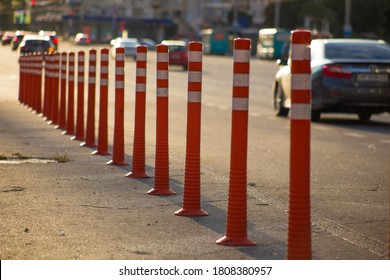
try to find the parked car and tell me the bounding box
[110,38,140,59]
[1,31,15,46]
[39,30,59,50]
[11,31,27,50]
[140,38,156,50]
[19,34,55,54]
[161,40,188,70]
[74,33,90,45]
[273,38,390,121]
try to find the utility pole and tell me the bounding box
[274,0,280,27]
[343,0,352,37]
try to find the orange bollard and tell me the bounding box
[18,54,24,104]
[63,52,75,136]
[71,51,85,141]
[32,53,43,114]
[50,53,60,125]
[58,52,67,130]
[175,41,207,216]
[93,48,111,156]
[126,45,150,178]
[216,38,255,246]
[47,53,55,122]
[36,53,44,114]
[81,49,97,147]
[148,44,175,195]
[31,54,38,110]
[22,54,30,107]
[107,47,128,166]
[25,54,32,108]
[287,30,312,260]
[30,54,37,111]
[42,53,52,119]
[24,54,30,106]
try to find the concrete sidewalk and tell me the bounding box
[0,46,387,260]
[2,100,387,260]
[0,100,287,260]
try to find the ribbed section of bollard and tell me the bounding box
[93,48,111,156]
[107,47,128,166]
[126,45,150,178]
[81,49,97,148]
[148,44,175,195]
[57,52,67,129]
[176,41,207,216]
[71,51,85,141]
[217,38,255,246]
[287,29,312,260]
[63,52,75,135]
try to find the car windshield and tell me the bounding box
[168,45,186,52]
[25,40,50,47]
[121,42,137,47]
[325,42,390,60]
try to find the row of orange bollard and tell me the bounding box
[17,31,313,258]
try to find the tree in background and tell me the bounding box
[264,0,390,40]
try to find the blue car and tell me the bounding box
[273,39,390,121]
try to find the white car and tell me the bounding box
[273,39,390,121]
[110,37,140,59]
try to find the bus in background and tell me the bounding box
[256,28,290,59]
[200,29,230,55]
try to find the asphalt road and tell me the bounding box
[0,41,389,259]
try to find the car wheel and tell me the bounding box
[273,84,289,117]
[311,110,321,122]
[358,112,372,122]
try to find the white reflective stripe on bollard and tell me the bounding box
[290,103,311,120]
[291,74,311,90]
[233,74,250,87]
[115,81,124,89]
[136,84,146,92]
[234,49,250,62]
[137,68,146,76]
[157,88,168,97]
[157,70,168,80]
[188,91,201,103]
[291,44,311,61]
[189,51,202,62]
[232,97,249,111]
[188,72,202,82]
[157,52,169,62]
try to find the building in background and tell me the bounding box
[25,0,269,43]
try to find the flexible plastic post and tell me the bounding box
[126,45,150,178]
[175,41,207,216]
[93,48,111,156]
[64,52,75,136]
[72,51,85,141]
[216,38,255,246]
[58,52,67,130]
[49,53,60,125]
[107,47,128,166]
[148,44,175,195]
[81,49,97,147]
[287,29,312,260]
